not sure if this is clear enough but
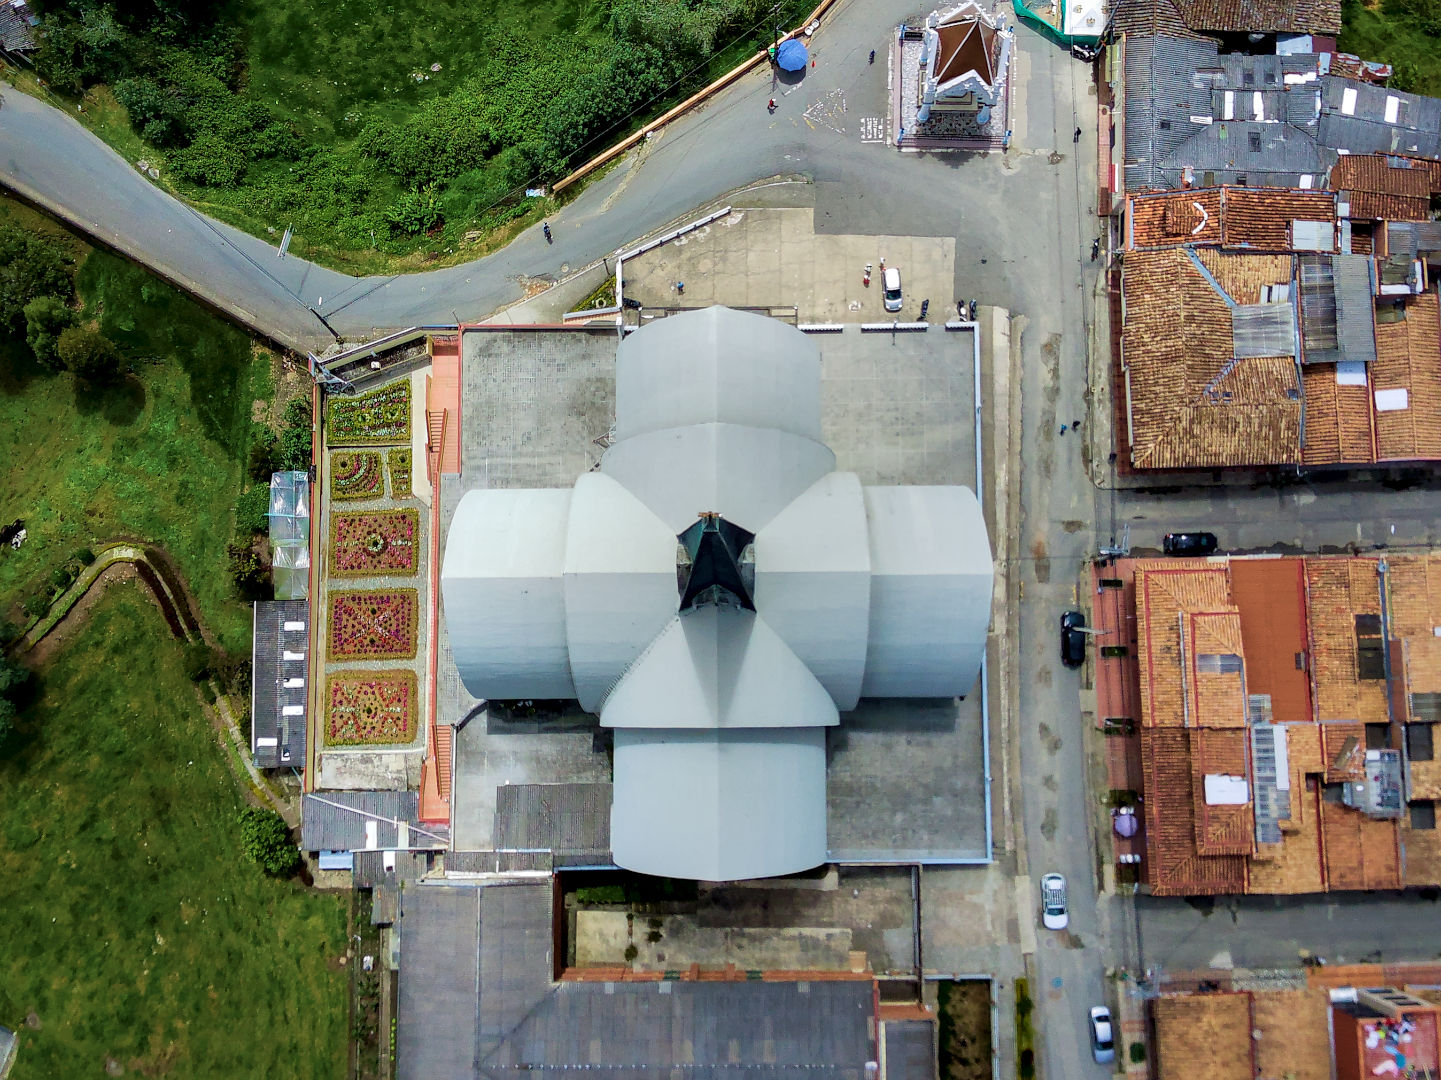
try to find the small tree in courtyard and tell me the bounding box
[23,295,77,370]
[237,805,301,876]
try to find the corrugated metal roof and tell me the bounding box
[1123,35,1219,192]
[300,790,438,852]
[492,783,611,856]
[1318,77,1441,159]
[1299,254,1376,365]
[1232,303,1297,357]
[250,599,309,769]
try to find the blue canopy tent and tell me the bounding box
[776,38,808,71]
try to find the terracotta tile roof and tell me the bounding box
[1301,364,1375,465]
[1143,729,1251,895]
[1171,0,1341,34]
[1321,721,1366,782]
[1126,189,1336,252]
[1193,727,1255,855]
[1372,292,1441,462]
[1385,554,1441,638]
[1306,559,1390,725]
[1250,989,1334,1080]
[1231,557,1312,724]
[1331,154,1434,222]
[1127,190,1225,249]
[1110,0,1207,38]
[1408,759,1441,802]
[1123,250,1301,469]
[1153,992,1253,1080]
[1246,726,1326,893]
[1136,563,1239,728]
[1221,188,1337,251]
[1403,813,1441,886]
[1321,797,1401,890]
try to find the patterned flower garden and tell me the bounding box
[331,509,419,576]
[330,450,384,501]
[326,381,411,446]
[329,589,418,660]
[325,670,417,745]
[388,448,412,498]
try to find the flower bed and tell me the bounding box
[389,447,413,498]
[330,450,384,501]
[330,509,419,577]
[325,670,417,745]
[329,589,418,660]
[326,381,411,446]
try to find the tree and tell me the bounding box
[0,696,15,746]
[0,222,74,334]
[23,296,78,370]
[226,540,271,601]
[56,327,124,384]
[237,806,301,876]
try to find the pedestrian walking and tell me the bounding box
[869,49,876,64]
[676,281,685,295]
[1071,419,1081,430]
[542,222,552,243]
[768,97,777,113]
[1059,426,1067,436]
[1073,127,1082,143]
[1091,237,1100,261]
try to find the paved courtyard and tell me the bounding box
[443,324,989,862]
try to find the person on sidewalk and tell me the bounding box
[768,98,776,113]
[1073,126,1082,143]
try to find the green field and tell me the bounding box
[1340,0,1441,97]
[0,226,266,653]
[0,588,348,1079]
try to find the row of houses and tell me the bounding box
[1102,0,1441,472]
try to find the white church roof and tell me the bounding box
[441,307,994,881]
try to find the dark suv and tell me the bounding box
[1163,531,1218,556]
[1060,611,1087,668]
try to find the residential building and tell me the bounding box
[1117,186,1441,469]
[299,790,447,872]
[1151,983,1441,1080]
[1097,554,1441,895]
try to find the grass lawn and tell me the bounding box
[1340,0,1441,97]
[0,225,268,653]
[0,588,348,1079]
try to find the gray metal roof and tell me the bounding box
[441,308,993,882]
[1318,77,1441,159]
[1299,255,1377,365]
[883,1021,938,1080]
[250,599,309,769]
[300,790,442,852]
[1123,35,1219,192]
[493,783,611,856]
[397,882,877,1080]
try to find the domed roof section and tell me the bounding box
[613,306,823,443]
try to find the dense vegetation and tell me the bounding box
[0,588,347,1079]
[1340,0,1441,97]
[29,0,811,266]
[0,198,300,652]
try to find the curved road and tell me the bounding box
[0,0,977,353]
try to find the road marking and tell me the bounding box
[803,88,847,134]
[859,116,886,143]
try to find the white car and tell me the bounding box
[1040,873,1068,930]
[1089,1005,1116,1064]
[883,266,903,312]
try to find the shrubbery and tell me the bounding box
[237,805,301,876]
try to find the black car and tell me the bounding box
[1060,611,1087,668]
[1163,531,1219,556]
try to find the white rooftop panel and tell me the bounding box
[754,472,871,709]
[563,472,679,712]
[442,489,575,699]
[614,306,823,443]
[610,727,827,881]
[600,608,839,730]
[861,486,993,698]
[602,423,835,533]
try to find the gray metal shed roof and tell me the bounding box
[397,881,877,1080]
[1232,303,1297,358]
[883,1021,938,1080]
[300,791,442,852]
[1299,255,1377,365]
[250,599,309,769]
[1318,77,1441,158]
